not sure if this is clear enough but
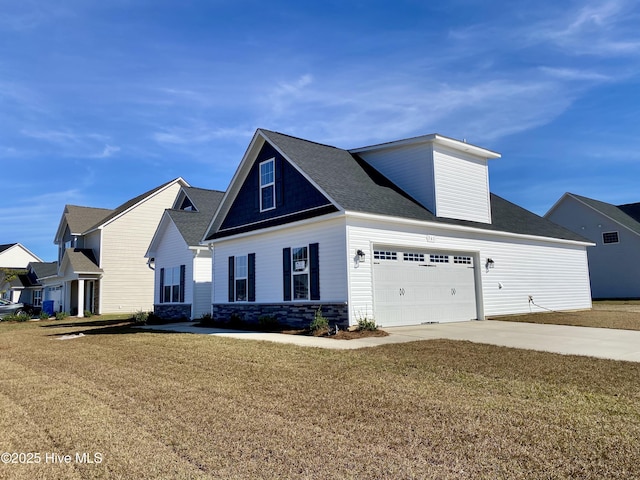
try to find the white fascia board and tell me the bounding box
[344,211,595,247]
[350,133,501,160]
[205,211,345,245]
[145,211,172,258]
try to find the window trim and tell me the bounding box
[259,158,276,212]
[602,231,619,245]
[160,265,185,304]
[234,255,248,302]
[292,246,309,300]
[33,289,42,307]
[283,243,320,301]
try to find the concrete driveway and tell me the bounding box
[140,320,640,362]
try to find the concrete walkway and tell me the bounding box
[138,321,640,362]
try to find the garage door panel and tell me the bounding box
[373,249,477,326]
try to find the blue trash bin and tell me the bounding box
[43,300,54,316]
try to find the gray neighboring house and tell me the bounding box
[8,262,59,312]
[147,186,225,320]
[546,193,640,299]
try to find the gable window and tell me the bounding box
[283,243,320,301]
[159,266,185,303]
[260,158,275,211]
[228,254,255,302]
[602,231,619,244]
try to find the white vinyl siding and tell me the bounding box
[0,245,41,269]
[357,144,436,214]
[347,217,591,325]
[99,182,183,313]
[433,145,491,224]
[212,217,347,304]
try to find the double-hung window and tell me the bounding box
[160,266,184,303]
[260,158,275,211]
[228,254,255,302]
[33,289,42,307]
[292,247,309,300]
[235,255,248,301]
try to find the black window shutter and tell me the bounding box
[248,253,256,302]
[283,247,291,301]
[310,243,320,300]
[275,157,283,207]
[179,265,186,303]
[228,256,235,302]
[159,268,165,303]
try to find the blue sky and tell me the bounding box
[2,0,639,262]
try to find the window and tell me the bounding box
[228,254,255,302]
[160,266,184,303]
[292,247,309,300]
[602,231,619,244]
[260,158,275,211]
[453,256,472,265]
[430,254,449,263]
[235,255,248,301]
[403,252,425,262]
[33,289,42,307]
[374,250,398,261]
[283,244,320,301]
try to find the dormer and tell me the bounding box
[350,134,500,224]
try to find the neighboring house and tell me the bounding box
[0,243,43,301]
[146,186,225,320]
[546,193,640,299]
[40,178,189,317]
[7,262,58,310]
[201,129,593,328]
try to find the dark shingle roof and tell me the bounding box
[260,130,587,242]
[167,188,225,246]
[64,205,113,234]
[569,194,640,235]
[29,261,58,280]
[0,243,17,253]
[64,249,103,274]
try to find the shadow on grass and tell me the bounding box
[40,319,134,329]
[45,320,181,337]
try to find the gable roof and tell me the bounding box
[147,187,225,256]
[167,188,225,246]
[556,193,640,236]
[64,205,114,234]
[0,243,17,253]
[61,248,103,275]
[29,261,59,281]
[205,129,587,243]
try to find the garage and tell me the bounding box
[372,248,478,326]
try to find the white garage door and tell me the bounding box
[373,249,477,326]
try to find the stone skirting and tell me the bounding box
[210,302,349,329]
[154,303,192,321]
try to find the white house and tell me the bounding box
[546,193,640,299]
[41,178,188,316]
[146,186,224,320]
[201,129,593,328]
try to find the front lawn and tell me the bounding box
[490,300,640,331]
[1,317,639,479]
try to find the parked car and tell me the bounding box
[0,299,25,319]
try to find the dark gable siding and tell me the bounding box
[219,142,336,232]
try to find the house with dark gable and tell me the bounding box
[201,129,593,328]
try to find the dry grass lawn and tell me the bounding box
[490,300,640,331]
[1,317,639,479]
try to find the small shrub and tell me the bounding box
[198,313,215,327]
[55,311,69,321]
[309,307,329,333]
[39,311,50,320]
[83,310,93,318]
[133,310,149,325]
[357,314,378,331]
[3,312,31,322]
[228,313,245,329]
[258,314,280,331]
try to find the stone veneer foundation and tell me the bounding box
[211,302,349,330]
[154,303,192,321]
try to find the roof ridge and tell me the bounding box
[259,129,343,151]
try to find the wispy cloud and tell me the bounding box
[19,128,119,159]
